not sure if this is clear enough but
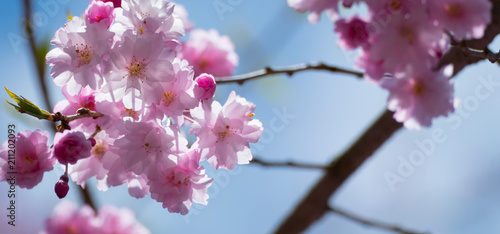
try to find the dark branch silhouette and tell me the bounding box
[251,157,329,170]
[215,63,364,84]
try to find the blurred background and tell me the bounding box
[1,1,500,233]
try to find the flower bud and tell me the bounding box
[55,175,69,199]
[194,73,216,100]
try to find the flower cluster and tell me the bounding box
[0,0,262,216]
[42,201,149,234]
[289,0,492,129]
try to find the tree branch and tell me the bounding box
[328,206,430,234]
[250,157,329,170]
[441,30,500,64]
[275,2,500,233]
[215,63,364,84]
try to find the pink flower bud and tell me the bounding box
[55,175,69,199]
[53,130,92,165]
[194,73,216,100]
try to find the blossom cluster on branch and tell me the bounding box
[1,0,263,219]
[289,0,492,129]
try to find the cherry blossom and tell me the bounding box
[150,58,198,121]
[190,91,263,170]
[113,120,174,179]
[426,0,492,40]
[381,70,455,129]
[46,16,114,95]
[42,201,97,234]
[334,16,370,50]
[53,130,93,165]
[181,29,238,77]
[68,131,116,189]
[149,148,213,215]
[111,0,184,48]
[103,31,175,110]
[84,0,115,28]
[0,130,55,189]
[96,205,150,234]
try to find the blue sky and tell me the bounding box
[2,1,500,233]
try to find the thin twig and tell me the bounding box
[328,206,430,234]
[49,108,104,132]
[251,157,329,170]
[215,63,364,84]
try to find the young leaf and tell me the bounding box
[4,87,51,120]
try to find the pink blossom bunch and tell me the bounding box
[42,201,149,234]
[36,0,263,215]
[289,0,492,129]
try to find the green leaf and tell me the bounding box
[4,87,51,120]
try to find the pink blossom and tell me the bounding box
[366,5,443,77]
[46,17,114,95]
[43,201,97,234]
[287,0,339,23]
[194,73,216,101]
[111,0,184,48]
[190,92,263,170]
[68,132,116,189]
[355,51,385,84]
[334,16,370,50]
[95,205,150,234]
[0,130,55,189]
[149,149,213,215]
[181,29,238,77]
[150,59,198,121]
[103,31,175,110]
[114,120,174,179]
[381,70,455,129]
[426,0,492,40]
[53,130,93,165]
[84,0,116,28]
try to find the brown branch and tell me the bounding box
[275,2,500,233]
[435,1,500,74]
[328,206,431,234]
[275,110,403,234]
[251,157,329,170]
[215,63,364,84]
[442,30,500,64]
[49,108,104,132]
[23,0,97,212]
